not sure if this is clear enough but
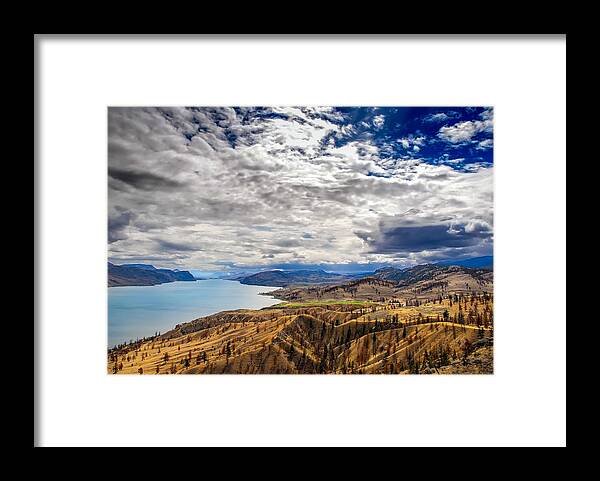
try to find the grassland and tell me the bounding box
[108,292,493,375]
[274,299,379,308]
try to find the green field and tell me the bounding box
[274,299,377,308]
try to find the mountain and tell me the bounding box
[378,264,493,291]
[373,264,451,285]
[108,263,195,287]
[272,264,493,303]
[436,256,493,269]
[109,280,494,374]
[121,263,158,271]
[372,266,409,283]
[109,260,494,375]
[238,269,348,287]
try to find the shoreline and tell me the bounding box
[108,279,201,288]
[108,279,282,349]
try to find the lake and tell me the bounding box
[108,279,281,348]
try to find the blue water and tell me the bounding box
[108,279,280,348]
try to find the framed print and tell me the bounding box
[35,34,566,447]
[107,106,494,375]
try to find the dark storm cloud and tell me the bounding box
[108,210,134,243]
[109,167,184,191]
[154,238,201,252]
[274,238,303,248]
[356,221,492,254]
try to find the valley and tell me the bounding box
[108,264,493,374]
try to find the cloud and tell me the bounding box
[274,238,303,248]
[356,222,492,253]
[108,107,493,270]
[438,108,493,144]
[108,210,134,243]
[476,139,494,150]
[422,111,461,123]
[154,238,201,252]
[373,115,385,129]
[354,166,493,262]
[109,167,184,191]
[437,155,465,166]
[398,135,426,150]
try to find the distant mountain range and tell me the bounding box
[108,263,195,287]
[372,265,441,284]
[235,257,492,287]
[238,269,350,287]
[120,263,161,271]
[110,259,494,374]
[108,257,492,288]
[272,263,494,303]
[372,263,492,287]
[436,256,493,269]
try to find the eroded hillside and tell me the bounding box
[108,289,493,375]
[271,265,493,303]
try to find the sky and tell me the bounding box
[108,107,493,274]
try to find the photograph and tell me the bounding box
[108,106,494,375]
[36,34,565,447]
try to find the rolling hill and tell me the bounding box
[108,262,494,374]
[108,294,493,374]
[271,264,493,303]
[108,262,195,287]
[238,269,349,287]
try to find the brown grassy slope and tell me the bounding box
[272,266,493,303]
[434,340,493,374]
[108,295,493,375]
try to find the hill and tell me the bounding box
[121,263,158,271]
[436,256,493,269]
[108,293,493,374]
[238,269,348,287]
[108,262,195,287]
[272,264,493,303]
[108,262,494,375]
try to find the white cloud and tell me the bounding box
[438,109,493,144]
[476,139,494,150]
[398,135,426,150]
[373,115,385,129]
[108,107,493,270]
[422,111,461,123]
[439,157,465,165]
